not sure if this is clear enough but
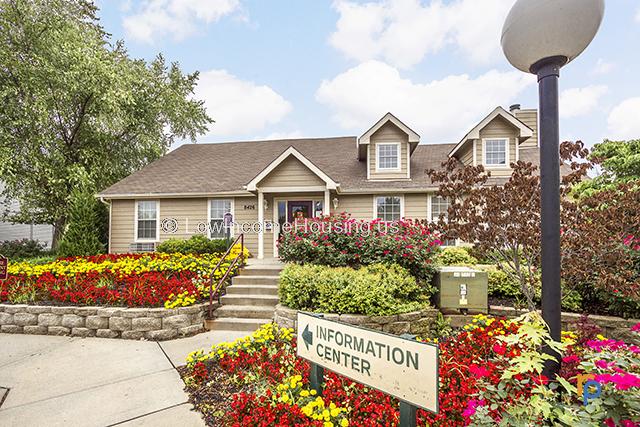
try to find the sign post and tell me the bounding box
[0,255,7,281]
[296,312,439,424]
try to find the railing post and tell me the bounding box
[399,333,419,427]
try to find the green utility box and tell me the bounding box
[435,267,488,314]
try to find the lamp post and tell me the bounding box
[501,0,604,377]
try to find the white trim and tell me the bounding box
[426,194,432,221]
[375,142,401,172]
[366,145,371,180]
[108,201,112,253]
[406,143,411,179]
[338,188,439,194]
[257,186,327,193]
[482,138,510,168]
[134,199,160,243]
[207,198,235,239]
[472,140,477,166]
[324,190,330,216]
[449,106,533,157]
[246,146,339,191]
[257,190,264,259]
[372,194,404,220]
[515,139,520,162]
[359,112,420,145]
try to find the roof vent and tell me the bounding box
[509,103,521,113]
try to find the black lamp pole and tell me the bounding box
[531,55,568,378]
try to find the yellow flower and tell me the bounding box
[340,419,349,427]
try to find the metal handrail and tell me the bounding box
[208,233,245,318]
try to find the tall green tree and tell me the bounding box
[57,167,104,257]
[573,139,640,197]
[0,0,212,247]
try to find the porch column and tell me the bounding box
[258,189,264,259]
[324,189,330,216]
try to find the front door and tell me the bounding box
[287,200,313,222]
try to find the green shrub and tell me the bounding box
[279,263,429,316]
[57,171,104,257]
[479,266,521,299]
[435,247,478,266]
[0,239,49,260]
[157,234,229,254]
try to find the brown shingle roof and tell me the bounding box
[98,137,553,197]
[98,137,459,196]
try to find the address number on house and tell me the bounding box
[296,312,439,412]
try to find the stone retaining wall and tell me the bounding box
[0,302,213,340]
[274,304,440,336]
[487,306,640,345]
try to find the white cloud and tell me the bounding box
[607,97,640,140]
[593,58,614,75]
[255,131,305,141]
[195,70,292,138]
[329,0,516,69]
[315,60,533,142]
[123,0,242,43]
[559,85,607,119]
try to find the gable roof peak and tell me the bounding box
[449,106,534,157]
[358,112,420,145]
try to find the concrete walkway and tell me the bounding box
[0,330,248,427]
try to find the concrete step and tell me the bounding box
[214,305,276,319]
[220,294,279,306]
[207,317,273,332]
[232,275,280,286]
[226,284,279,296]
[239,266,283,276]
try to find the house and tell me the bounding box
[0,182,54,248]
[98,104,540,259]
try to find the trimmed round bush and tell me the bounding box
[278,263,429,316]
[157,234,229,255]
[434,247,478,266]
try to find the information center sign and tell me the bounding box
[296,312,438,413]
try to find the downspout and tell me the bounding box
[98,196,112,254]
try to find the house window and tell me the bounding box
[484,138,507,166]
[136,200,158,241]
[375,196,402,221]
[209,199,232,239]
[430,195,456,246]
[430,195,450,221]
[377,143,399,170]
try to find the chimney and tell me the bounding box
[509,104,521,113]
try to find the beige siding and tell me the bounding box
[478,116,519,176]
[404,194,428,219]
[258,156,325,188]
[515,109,538,148]
[336,195,374,220]
[110,199,135,253]
[368,122,409,180]
[159,198,207,243]
[458,143,474,166]
[233,196,259,256]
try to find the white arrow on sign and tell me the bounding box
[296,312,439,413]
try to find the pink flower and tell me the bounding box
[562,355,580,364]
[631,323,640,333]
[462,399,486,419]
[595,373,640,390]
[595,359,615,369]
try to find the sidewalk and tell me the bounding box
[0,330,248,427]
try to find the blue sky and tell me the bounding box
[97,0,640,149]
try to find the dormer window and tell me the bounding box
[376,143,400,171]
[484,138,508,166]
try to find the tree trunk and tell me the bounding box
[51,217,66,251]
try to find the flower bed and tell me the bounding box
[1,245,248,308]
[277,214,441,290]
[180,315,640,426]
